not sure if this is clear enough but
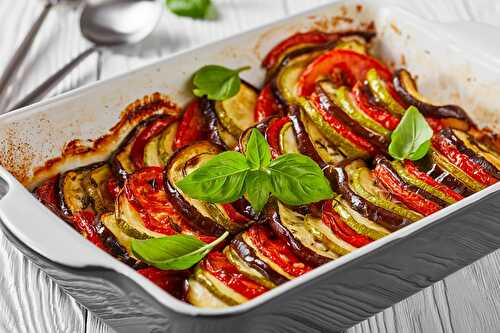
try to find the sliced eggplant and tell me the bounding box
[327,161,414,231]
[366,68,405,116]
[82,163,114,213]
[393,68,473,123]
[214,82,258,137]
[164,141,250,236]
[200,97,238,150]
[115,190,166,240]
[455,129,500,171]
[320,82,391,137]
[266,201,336,267]
[187,277,228,308]
[422,157,476,197]
[58,162,108,216]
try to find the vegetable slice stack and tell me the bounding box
[32,27,500,308]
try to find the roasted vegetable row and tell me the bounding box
[33,29,500,307]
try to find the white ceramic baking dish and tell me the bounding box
[1,1,500,332]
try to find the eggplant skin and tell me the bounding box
[374,155,448,207]
[440,128,500,179]
[289,105,326,168]
[231,235,288,286]
[424,161,475,197]
[316,85,389,152]
[264,201,330,267]
[163,141,227,237]
[393,69,473,123]
[326,163,413,232]
[199,97,231,151]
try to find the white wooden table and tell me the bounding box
[1,1,500,332]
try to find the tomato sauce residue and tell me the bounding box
[202,252,268,299]
[246,225,311,278]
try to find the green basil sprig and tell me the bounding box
[176,128,333,213]
[166,0,212,19]
[192,65,250,101]
[388,106,433,161]
[131,231,229,270]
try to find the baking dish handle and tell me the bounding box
[0,166,111,268]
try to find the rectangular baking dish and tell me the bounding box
[1,1,500,332]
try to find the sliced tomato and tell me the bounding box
[202,252,269,299]
[403,160,463,201]
[246,225,311,278]
[321,201,372,247]
[174,99,207,149]
[374,163,441,216]
[298,50,392,97]
[432,134,498,186]
[71,211,108,251]
[130,116,178,169]
[222,204,250,224]
[106,176,121,201]
[352,82,399,130]
[310,91,375,155]
[265,116,290,158]
[34,175,61,215]
[262,31,340,70]
[125,167,215,242]
[137,267,189,299]
[254,83,282,122]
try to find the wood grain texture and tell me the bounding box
[0,0,500,332]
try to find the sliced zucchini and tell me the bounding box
[115,191,165,239]
[223,246,276,289]
[193,266,246,306]
[299,97,368,158]
[428,149,485,192]
[82,164,114,213]
[346,163,422,222]
[214,82,258,137]
[143,121,179,167]
[335,36,369,54]
[279,122,300,154]
[100,212,136,258]
[320,82,390,137]
[367,68,405,116]
[187,278,228,308]
[304,214,355,255]
[275,58,312,104]
[277,202,339,260]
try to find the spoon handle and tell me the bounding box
[10,46,98,111]
[0,2,53,98]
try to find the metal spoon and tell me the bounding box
[10,0,161,111]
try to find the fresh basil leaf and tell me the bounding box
[268,153,333,205]
[245,128,271,169]
[389,106,433,160]
[131,231,229,270]
[176,151,249,203]
[245,170,271,213]
[166,0,211,19]
[193,65,250,101]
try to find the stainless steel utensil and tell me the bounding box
[10,0,161,111]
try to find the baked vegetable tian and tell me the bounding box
[34,29,500,307]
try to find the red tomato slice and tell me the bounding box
[432,134,498,186]
[321,201,372,247]
[246,225,311,278]
[71,211,108,251]
[352,82,399,130]
[34,175,61,216]
[125,167,215,242]
[310,91,375,154]
[202,252,269,299]
[403,160,463,201]
[137,267,189,299]
[174,99,207,149]
[262,31,339,69]
[374,164,441,216]
[130,116,178,169]
[265,116,290,158]
[254,83,282,122]
[106,176,121,201]
[221,204,250,224]
[298,49,392,97]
